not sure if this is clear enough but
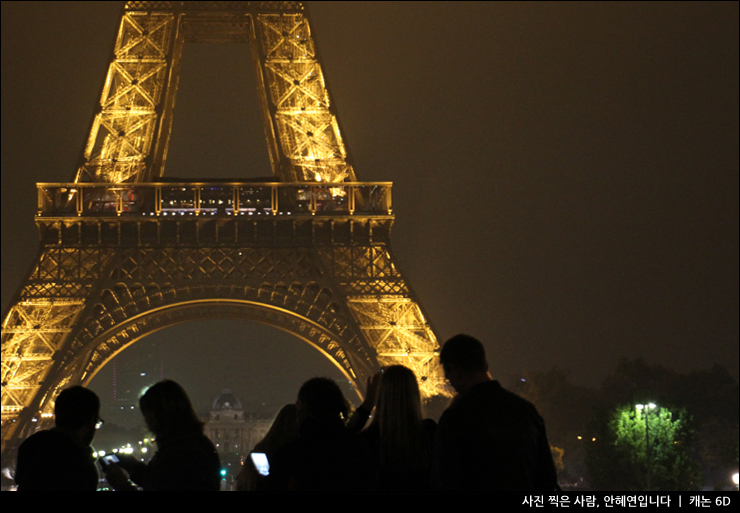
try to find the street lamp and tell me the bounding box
[636,403,656,491]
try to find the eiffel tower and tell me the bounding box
[1,1,446,458]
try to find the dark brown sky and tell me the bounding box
[1,2,737,412]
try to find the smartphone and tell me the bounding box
[100,454,120,466]
[250,452,270,476]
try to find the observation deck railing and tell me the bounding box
[37,182,392,218]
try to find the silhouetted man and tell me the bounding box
[435,334,558,491]
[15,386,101,491]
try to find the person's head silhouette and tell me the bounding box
[296,377,348,425]
[54,386,101,445]
[139,380,203,437]
[440,334,491,394]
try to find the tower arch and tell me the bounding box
[78,298,373,391]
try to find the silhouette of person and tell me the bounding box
[435,334,559,491]
[102,380,221,491]
[359,365,436,492]
[15,386,101,491]
[235,403,299,491]
[265,377,372,492]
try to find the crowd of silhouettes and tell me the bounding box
[14,334,559,492]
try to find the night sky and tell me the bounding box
[1,2,737,414]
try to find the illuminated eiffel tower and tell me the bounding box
[1,1,446,458]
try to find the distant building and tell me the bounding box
[203,390,272,469]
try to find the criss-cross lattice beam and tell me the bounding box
[73,2,355,184]
[76,9,176,183]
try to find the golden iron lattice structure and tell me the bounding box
[1,1,446,459]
